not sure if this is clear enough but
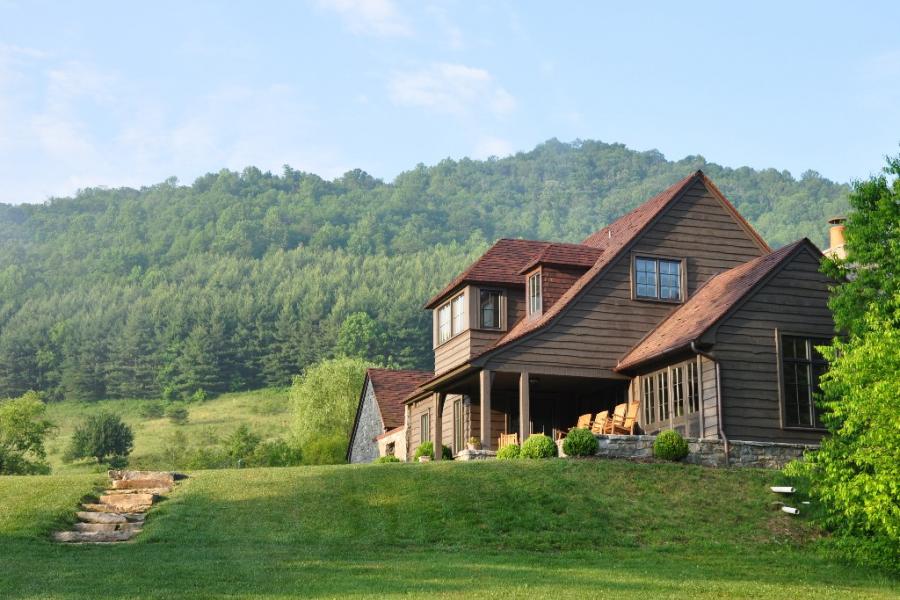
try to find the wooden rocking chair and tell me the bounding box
[556,413,593,440]
[610,402,640,435]
[590,411,609,435]
[603,403,628,434]
[498,433,518,449]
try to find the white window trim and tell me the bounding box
[434,291,467,347]
[527,270,542,317]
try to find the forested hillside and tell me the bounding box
[0,139,849,401]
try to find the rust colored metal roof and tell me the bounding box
[367,368,433,429]
[424,238,550,308]
[616,239,813,371]
[517,242,604,274]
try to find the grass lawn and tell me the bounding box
[42,389,292,474]
[0,459,896,599]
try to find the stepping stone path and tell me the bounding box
[52,470,183,544]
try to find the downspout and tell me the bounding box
[691,341,729,466]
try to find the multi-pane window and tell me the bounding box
[642,376,656,424]
[528,272,542,316]
[452,294,466,336]
[672,366,684,417]
[480,289,502,329]
[453,399,464,454]
[687,361,700,413]
[781,335,829,428]
[635,257,682,301]
[437,304,451,344]
[657,371,669,421]
[420,412,430,443]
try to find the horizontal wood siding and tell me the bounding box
[713,248,833,443]
[434,330,471,375]
[542,265,585,311]
[407,394,457,459]
[486,180,765,375]
[468,401,508,451]
[700,355,719,439]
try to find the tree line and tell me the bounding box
[0,139,850,401]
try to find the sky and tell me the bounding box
[1,1,898,204]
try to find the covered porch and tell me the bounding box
[409,368,631,459]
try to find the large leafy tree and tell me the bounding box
[796,154,900,569]
[0,391,55,475]
[65,412,134,464]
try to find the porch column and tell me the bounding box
[433,392,445,461]
[519,371,530,443]
[479,369,492,449]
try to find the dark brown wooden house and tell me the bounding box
[348,171,835,462]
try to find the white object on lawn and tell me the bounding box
[781,506,800,515]
[770,486,796,494]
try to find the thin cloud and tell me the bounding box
[473,136,514,159]
[388,62,516,116]
[316,0,412,37]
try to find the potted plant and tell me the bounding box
[466,436,482,451]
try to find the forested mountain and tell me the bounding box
[0,139,849,401]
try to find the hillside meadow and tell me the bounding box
[42,389,292,474]
[0,459,896,599]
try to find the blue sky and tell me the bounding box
[1,1,898,204]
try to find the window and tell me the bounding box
[479,289,502,329]
[453,399,464,454]
[657,370,669,421]
[635,257,682,301]
[420,412,430,443]
[452,294,466,336]
[642,376,655,424]
[687,361,700,414]
[781,335,829,428]
[437,304,451,344]
[385,442,395,456]
[528,271,542,316]
[672,366,684,417]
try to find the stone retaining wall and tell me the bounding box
[559,434,817,469]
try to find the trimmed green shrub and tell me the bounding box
[496,444,520,460]
[414,441,452,460]
[375,455,401,463]
[520,434,557,459]
[653,430,689,461]
[563,427,598,457]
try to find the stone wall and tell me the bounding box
[348,380,383,464]
[559,434,817,469]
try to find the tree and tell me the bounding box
[336,312,384,361]
[65,412,134,464]
[290,357,370,455]
[791,154,900,570]
[0,391,54,475]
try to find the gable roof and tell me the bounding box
[616,239,818,372]
[517,242,604,274]
[366,368,433,428]
[471,170,772,361]
[424,239,550,309]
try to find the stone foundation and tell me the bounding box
[455,449,497,461]
[558,434,817,469]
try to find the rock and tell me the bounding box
[105,487,170,496]
[73,522,119,532]
[53,530,138,543]
[99,493,155,512]
[77,511,126,524]
[111,479,173,491]
[109,470,176,484]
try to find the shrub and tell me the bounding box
[224,425,261,463]
[64,412,134,464]
[190,389,208,403]
[139,401,165,419]
[563,427,598,457]
[414,441,452,461]
[466,436,481,449]
[496,444,520,460]
[375,455,401,463]
[302,432,347,465]
[520,434,557,459]
[166,403,189,425]
[248,439,303,467]
[653,430,689,461]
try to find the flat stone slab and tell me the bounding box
[53,530,138,543]
[104,487,169,496]
[99,493,155,512]
[109,470,176,484]
[111,479,173,491]
[73,522,119,533]
[77,511,127,524]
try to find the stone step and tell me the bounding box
[109,470,176,484]
[111,479,173,491]
[77,511,127,524]
[53,529,138,543]
[99,493,155,512]
[73,522,119,533]
[103,487,170,496]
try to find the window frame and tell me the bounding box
[434,291,467,347]
[631,254,685,303]
[776,331,830,431]
[527,269,543,317]
[640,358,703,432]
[478,288,504,330]
[420,411,431,443]
[453,399,464,455]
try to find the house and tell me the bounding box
[347,368,432,463]
[349,171,836,463]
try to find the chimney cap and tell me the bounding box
[828,216,847,226]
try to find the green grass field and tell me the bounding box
[0,459,896,599]
[43,389,292,474]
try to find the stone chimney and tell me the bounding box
[824,216,847,260]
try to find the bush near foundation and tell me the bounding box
[653,430,689,461]
[374,455,401,463]
[563,427,598,457]
[496,444,520,460]
[414,441,451,460]
[520,434,557,459]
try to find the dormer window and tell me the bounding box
[528,271,542,316]
[479,289,502,329]
[634,256,683,302]
[452,294,465,336]
[436,292,466,345]
[438,304,451,344]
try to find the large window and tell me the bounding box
[479,289,502,329]
[781,335,829,428]
[436,292,465,345]
[687,361,700,413]
[657,370,669,421]
[672,366,684,417]
[642,376,656,424]
[420,412,430,443]
[635,257,682,301]
[641,359,702,430]
[528,271,542,316]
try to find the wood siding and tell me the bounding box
[484,180,765,376]
[468,401,508,451]
[711,248,833,443]
[700,355,719,439]
[542,265,587,311]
